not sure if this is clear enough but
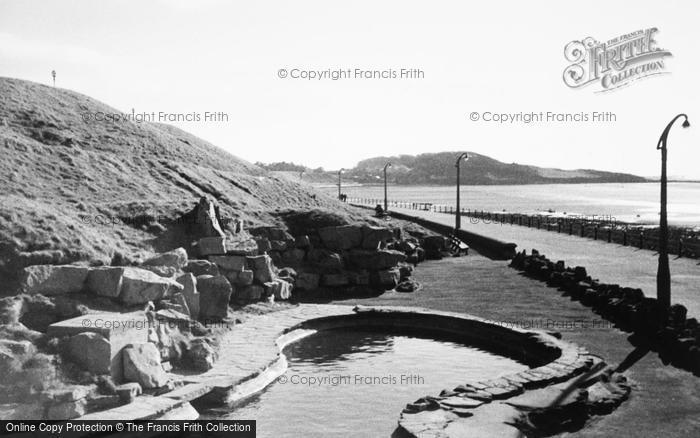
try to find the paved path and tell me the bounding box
[336,256,700,438]
[391,207,700,316]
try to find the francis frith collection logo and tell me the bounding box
[563,28,672,92]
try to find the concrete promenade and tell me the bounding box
[390,207,700,317]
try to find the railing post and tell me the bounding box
[639,232,644,249]
[679,238,683,257]
[608,228,612,243]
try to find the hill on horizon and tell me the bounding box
[347,153,648,185]
[0,77,360,283]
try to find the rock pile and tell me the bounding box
[249,224,428,296]
[510,249,700,373]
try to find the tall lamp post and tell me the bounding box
[455,152,470,229]
[383,162,392,212]
[656,114,690,310]
[337,168,344,199]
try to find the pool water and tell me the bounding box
[202,329,529,437]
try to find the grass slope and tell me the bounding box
[0,77,360,284]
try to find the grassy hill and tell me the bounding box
[348,152,648,185]
[0,77,359,284]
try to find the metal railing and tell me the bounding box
[345,197,700,259]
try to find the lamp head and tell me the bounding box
[682,119,690,128]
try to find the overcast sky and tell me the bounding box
[1,0,698,178]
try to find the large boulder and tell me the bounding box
[0,339,35,374]
[197,275,232,321]
[246,255,276,283]
[122,343,168,389]
[191,196,225,238]
[85,267,125,298]
[185,338,217,372]
[362,226,395,250]
[348,249,407,270]
[67,332,111,374]
[142,248,188,270]
[119,268,183,305]
[318,225,363,250]
[176,273,199,319]
[20,265,89,295]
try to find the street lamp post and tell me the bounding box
[337,168,344,199]
[455,152,470,229]
[656,114,690,310]
[383,162,392,212]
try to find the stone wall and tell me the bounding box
[510,249,700,374]
[248,224,429,297]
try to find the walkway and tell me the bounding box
[390,207,700,316]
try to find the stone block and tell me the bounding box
[281,248,306,266]
[119,268,183,305]
[48,311,150,382]
[307,249,344,273]
[183,259,219,277]
[176,273,199,320]
[235,285,264,304]
[371,268,401,290]
[246,254,276,283]
[123,343,168,389]
[318,225,363,250]
[348,270,371,286]
[235,269,254,286]
[85,266,125,298]
[67,332,111,374]
[349,249,407,270]
[198,237,226,256]
[20,265,89,295]
[361,226,395,249]
[185,338,216,371]
[295,272,320,290]
[209,255,247,272]
[46,398,87,420]
[322,272,350,287]
[197,275,232,321]
[142,247,188,269]
[295,235,311,248]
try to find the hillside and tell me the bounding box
[0,77,362,283]
[347,152,647,185]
